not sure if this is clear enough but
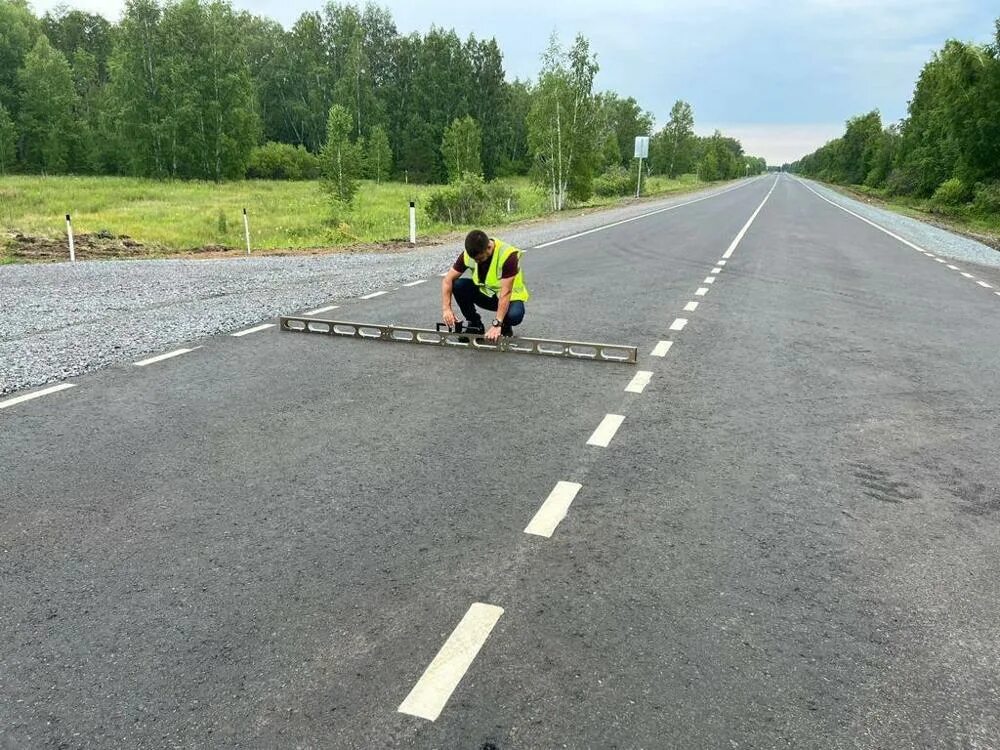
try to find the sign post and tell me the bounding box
[634,136,650,198]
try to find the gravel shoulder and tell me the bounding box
[1,179,753,395]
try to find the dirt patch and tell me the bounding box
[2,231,451,263]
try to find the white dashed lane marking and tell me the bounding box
[0,383,76,411]
[977,281,993,288]
[134,348,198,367]
[524,481,583,538]
[669,318,688,331]
[625,370,653,394]
[397,603,504,722]
[360,290,388,299]
[704,277,715,284]
[710,267,722,274]
[717,260,727,266]
[305,305,339,316]
[231,323,275,337]
[402,280,427,287]
[684,301,699,312]
[695,287,709,296]
[946,265,959,270]
[935,258,947,263]
[587,414,625,447]
[651,341,673,357]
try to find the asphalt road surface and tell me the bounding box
[2,175,999,749]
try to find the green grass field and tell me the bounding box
[0,173,708,262]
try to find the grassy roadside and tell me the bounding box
[0,173,712,262]
[821,182,1000,251]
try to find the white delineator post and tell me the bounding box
[408,200,416,246]
[242,208,251,255]
[65,214,75,263]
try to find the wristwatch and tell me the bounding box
[491,319,502,328]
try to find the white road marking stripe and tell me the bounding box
[134,348,197,367]
[795,179,957,265]
[717,260,727,266]
[0,383,76,411]
[669,318,688,331]
[534,180,757,248]
[934,258,946,263]
[946,265,959,270]
[360,290,388,299]
[704,277,715,284]
[439,272,449,277]
[524,481,583,538]
[977,281,993,288]
[710,267,722,274]
[651,340,673,357]
[961,272,974,278]
[625,370,654,394]
[995,292,1000,297]
[721,178,777,259]
[402,279,427,287]
[231,323,275,337]
[397,603,504,721]
[305,304,339,316]
[587,414,625,447]
[684,301,699,312]
[695,287,709,296]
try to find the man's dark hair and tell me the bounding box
[465,230,490,256]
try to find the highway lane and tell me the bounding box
[2,174,998,748]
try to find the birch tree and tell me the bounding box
[527,32,599,210]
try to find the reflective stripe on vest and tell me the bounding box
[463,239,530,302]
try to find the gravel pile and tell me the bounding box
[803,179,1000,269]
[1,180,754,395]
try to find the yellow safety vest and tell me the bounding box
[462,239,530,302]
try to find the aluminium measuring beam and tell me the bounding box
[279,317,638,365]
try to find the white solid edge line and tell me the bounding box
[534,179,756,249]
[651,340,673,357]
[231,323,275,337]
[134,348,197,367]
[721,177,778,259]
[683,301,699,312]
[587,414,625,447]
[704,277,715,284]
[625,370,654,394]
[402,279,427,287]
[305,304,339,316]
[695,287,709,296]
[669,318,688,331]
[795,178,937,257]
[977,280,993,288]
[524,481,583,538]
[360,290,388,299]
[398,603,504,722]
[0,383,76,411]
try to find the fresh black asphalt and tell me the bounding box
[2,176,998,749]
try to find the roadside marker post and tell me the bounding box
[65,214,75,263]
[243,208,251,255]
[409,201,417,246]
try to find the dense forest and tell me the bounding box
[0,0,765,204]
[791,17,1000,219]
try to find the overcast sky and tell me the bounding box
[28,0,998,164]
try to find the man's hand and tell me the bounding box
[485,324,502,342]
[442,308,457,328]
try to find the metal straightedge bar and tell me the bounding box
[278,317,638,365]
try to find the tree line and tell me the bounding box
[791,17,1000,217]
[0,0,767,205]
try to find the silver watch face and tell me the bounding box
[492,319,501,327]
